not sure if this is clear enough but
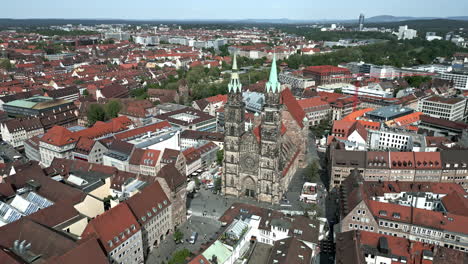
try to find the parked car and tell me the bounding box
[189,232,198,244]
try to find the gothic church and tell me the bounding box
[222,55,308,204]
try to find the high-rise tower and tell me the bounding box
[359,13,365,31]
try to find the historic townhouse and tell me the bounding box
[329,142,468,191]
[338,170,468,253]
[125,181,172,256]
[82,203,144,264]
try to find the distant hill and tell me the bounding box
[366,19,468,34]
[1,16,468,27]
[366,15,434,23]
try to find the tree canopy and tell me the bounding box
[87,104,108,126]
[105,100,122,118]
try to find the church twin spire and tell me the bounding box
[228,53,280,94]
[228,54,242,93]
[265,53,280,93]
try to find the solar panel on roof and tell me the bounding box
[10,195,40,215]
[0,202,24,223]
[26,192,54,208]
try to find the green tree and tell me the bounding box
[168,249,191,264]
[219,44,230,56]
[0,59,12,70]
[333,88,342,94]
[216,149,224,165]
[173,229,184,242]
[105,100,122,118]
[103,195,113,211]
[307,161,320,183]
[87,104,107,126]
[214,177,222,191]
[208,67,221,79]
[194,177,201,188]
[82,89,89,96]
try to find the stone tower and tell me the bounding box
[258,54,283,203]
[222,54,291,204]
[223,55,245,196]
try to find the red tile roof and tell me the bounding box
[281,88,305,128]
[442,192,468,217]
[304,65,351,75]
[41,116,133,147]
[125,181,170,225]
[297,96,329,109]
[389,152,415,169]
[359,231,434,264]
[367,200,468,234]
[413,152,441,169]
[41,126,76,146]
[205,94,228,103]
[114,120,171,141]
[82,202,140,253]
[387,112,423,127]
[139,149,161,166]
[342,108,374,121]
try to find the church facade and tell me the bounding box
[222,55,309,204]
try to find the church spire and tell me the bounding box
[265,53,280,93]
[228,54,242,93]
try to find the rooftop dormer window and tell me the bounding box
[379,210,387,216]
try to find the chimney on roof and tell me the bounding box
[11,240,37,263]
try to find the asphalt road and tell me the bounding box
[146,214,222,264]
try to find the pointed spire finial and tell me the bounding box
[265,53,280,93]
[232,53,238,71]
[228,53,242,93]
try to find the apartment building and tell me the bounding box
[338,170,468,253]
[418,95,467,121]
[328,143,468,190]
[303,65,351,85]
[125,181,172,256]
[82,203,144,264]
[298,97,331,127]
[155,107,217,132]
[336,230,468,264]
[440,72,468,90]
[1,119,44,148]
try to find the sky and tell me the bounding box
[1,0,467,20]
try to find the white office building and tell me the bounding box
[418,95,467,121]
[439,72,468,90]
[397,25,417,40]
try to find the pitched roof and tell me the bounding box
[0,218,77,261]
[297,96,329,109]
[47,238,109,264]
[114,120,171,141]
[125,181,170,225]
[82,202,140,253]
[442,192,468,217]
[267,237,312,264]
[156,164,186,191]
[281,88,305,128]
[40,126,76,146]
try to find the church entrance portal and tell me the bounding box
[242,177,256,198]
